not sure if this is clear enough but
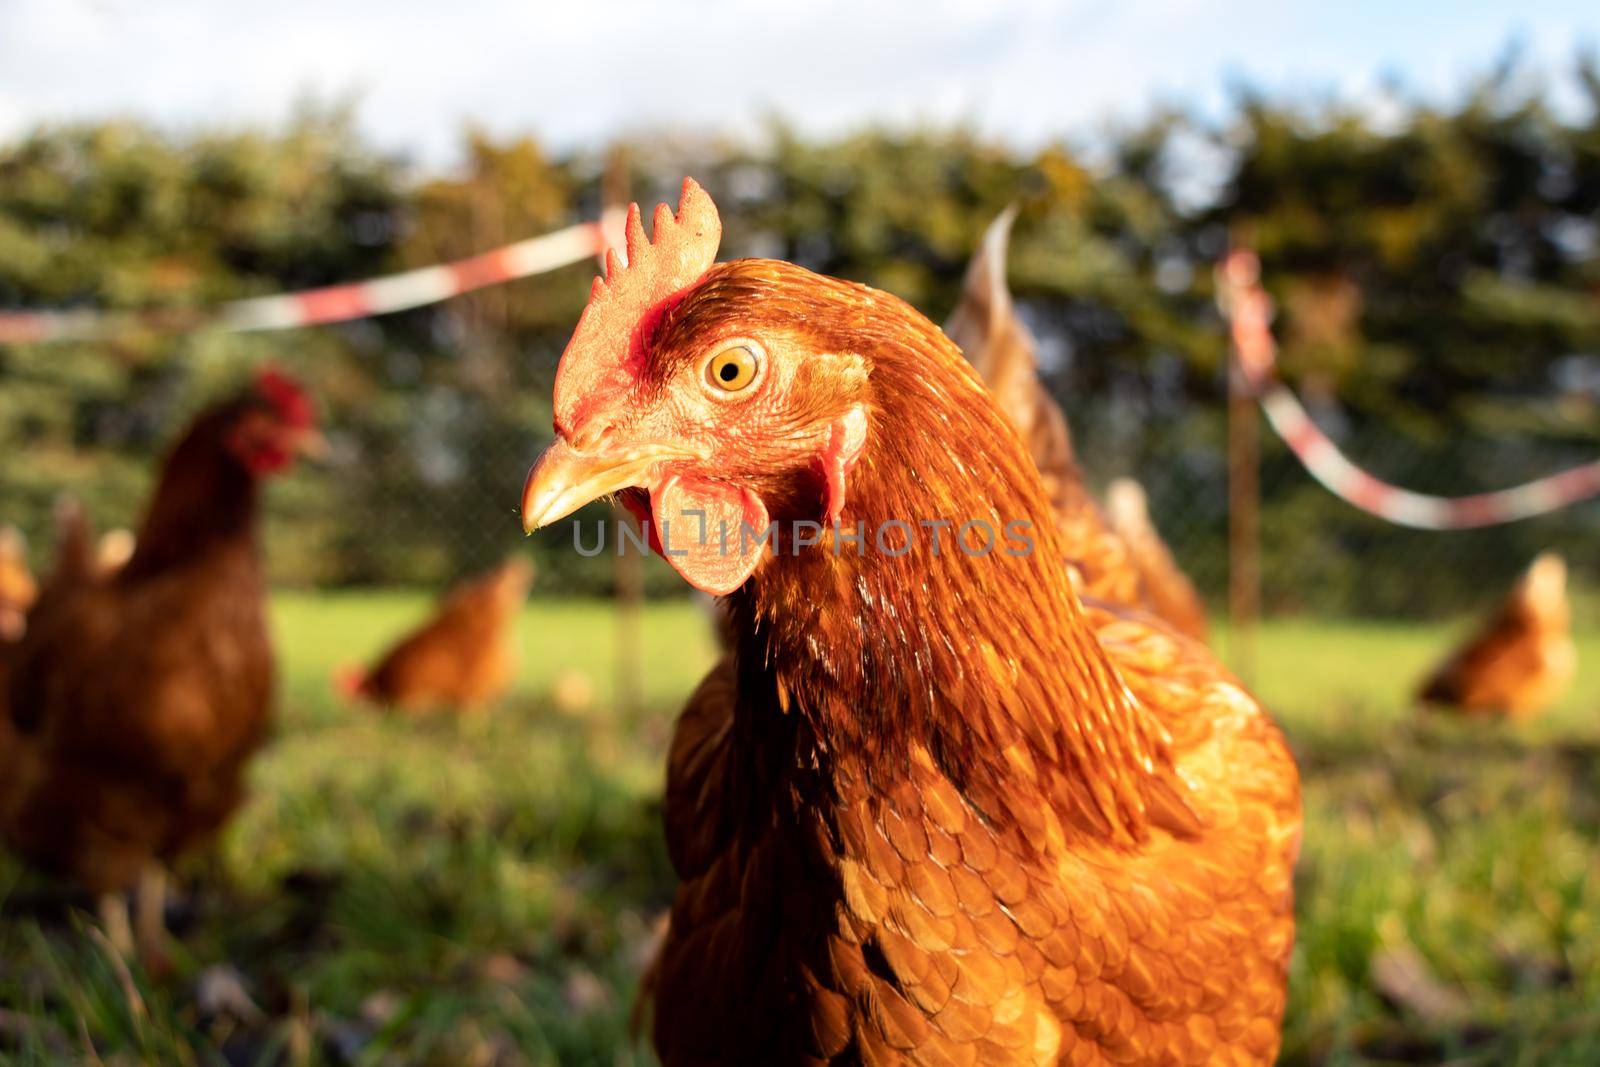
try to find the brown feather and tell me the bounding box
[946,211,1214,650]
[944,209,1144,613]
[1104,480,1208,645]
[0,525,37,643]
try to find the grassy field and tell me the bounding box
[1,592,1597,1065]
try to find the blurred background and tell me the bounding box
[1,2,1598,1065]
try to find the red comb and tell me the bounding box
[553,178,721,436]
[254,367,315,428]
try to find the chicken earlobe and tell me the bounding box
[819,404,868,526]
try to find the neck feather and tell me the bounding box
[732,314,1177,847]
[121,411,260,581]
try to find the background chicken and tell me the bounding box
[521,182,1301,1065]
[95,527,137,576]
[944,206,1146,611]
[339,556,534,713]
[1417,552,1576,718]
[945,209,1209,648]
[1105,479,1209,644]
[0,525,36,642]
[0,370,320,970]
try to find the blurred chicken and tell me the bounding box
[339,557,534,713]
[947,209,1211,648]
[945,206,1147,610]
[0,526,36,642]
[95,527,136,577]
[521,181,1300,1065]
[1417,552,1576,719]
[1106,479,1209,644]
[549,667,596,715]
[0,370,321,970]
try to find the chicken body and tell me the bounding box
[519,183,1301,1067]
[1418,552,1576,718]
[651,269,1298,1066]
[2,528,271,894]
[347,557,533,712]
[1,377,315,903]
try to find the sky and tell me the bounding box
[0,0,1596,169]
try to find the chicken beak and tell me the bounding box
[521,438,701,533]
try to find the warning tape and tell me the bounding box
[0,216,620,344]
[1218,249,1600,529]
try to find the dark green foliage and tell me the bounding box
[1,55,1596,612]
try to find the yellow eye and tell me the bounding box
[705,345,760,393]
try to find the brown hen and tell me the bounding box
[521,181,1301,1066]
[1417,552,1576,719]
[95,527,137,577]
[341,556,534,712]
[0,370,320,968]
[0,525,36,642]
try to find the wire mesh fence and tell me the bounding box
[1059,364,1599,622]
[2,105,1598,618]
[4,320,1593,629]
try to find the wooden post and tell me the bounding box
[602,147,645,719]
[1226,295,1261,688]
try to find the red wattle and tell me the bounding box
[649,474,769,596]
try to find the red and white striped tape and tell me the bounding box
[0,215,624,345]
[1218,249,1600,529]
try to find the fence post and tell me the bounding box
[601,147,645,720]
[1227,317,1261,688]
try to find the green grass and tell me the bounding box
[1,594,1597,1065]
[1235,613,1600,1065]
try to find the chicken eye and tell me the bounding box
[704,345,760,394]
